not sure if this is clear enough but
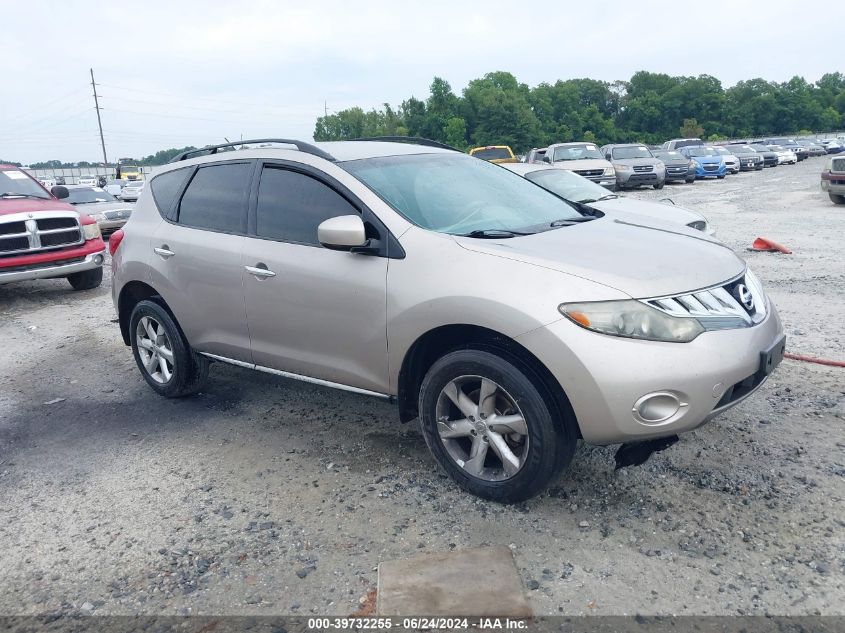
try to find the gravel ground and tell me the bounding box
[0,157,843,618]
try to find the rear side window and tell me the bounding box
[255,167,359,245]
[149,168,190,219]
[177,163,251,233]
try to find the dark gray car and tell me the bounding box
[725,145,765,171]
[652,149,695,183]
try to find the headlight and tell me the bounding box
[560,300,704,343]
[693,159,702,167]
[686,220,707,232]
[604,167,616,175]
[91,213,106,222]
[82,222,102,240]
[613,165,628,172]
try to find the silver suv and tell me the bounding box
[111,138,785,502]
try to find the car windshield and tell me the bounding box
[552,144,603,161]
[124,181,145,188]
[730,145,754,153]
[713,147,734,155]
[611,146,652,159]
[342,153,582,235]
[768,145,785,151]
[471,148,512,160]
[750,145,770,152]
[0,168,50,199]
[686,147,719,157]
[654,150,684,160]
[524,168,613,204]
[66,187,116,204]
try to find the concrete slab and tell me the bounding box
[377,546,532,617]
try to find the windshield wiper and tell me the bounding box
[461,228,530,238]
[576,194,617,204]
[549,216,596,227]
[1,192,49,199]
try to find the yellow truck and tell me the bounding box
[468,145,518,164]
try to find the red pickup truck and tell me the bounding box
[1,165,106,290]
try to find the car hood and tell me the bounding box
[611,158,664,168]
[691,155,723,164]
[588,197,705,226]
[658,157,689,167]
[0,196,76,217]
[71,201,134,213]
[552,158,611,170]
[454,215,741,298]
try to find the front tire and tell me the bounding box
[653,181,665,190]
[717,175,726,179]
[66,266,103,291]
[685,177,695,184]
[418,349,577,503]
[831,193,845,205]
[129,299,209,398]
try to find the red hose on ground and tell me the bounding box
[784,352,845,368]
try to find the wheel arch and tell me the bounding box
[117,281,175,346]
[397,324,580,438]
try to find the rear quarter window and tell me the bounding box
[177,162,252,234]
[150,168,192,220]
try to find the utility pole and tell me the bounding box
[90,68,108,165]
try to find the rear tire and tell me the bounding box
[418,349,577,503]
[67,266,103,291]
[129,299,209,398]
[830,193,845,205]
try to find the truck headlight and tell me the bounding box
[560,300,704,343]
[613,165,628,172]
[82,222,102,240]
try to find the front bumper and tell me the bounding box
[695,164,726,178]
[821,178,845,195]
[617,170,664,186]
[664,166,693,181]
[0,240,106,284]
[516,302,784,445]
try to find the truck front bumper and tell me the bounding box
[0,241,106,284]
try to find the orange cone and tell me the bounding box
[750,237,792,254]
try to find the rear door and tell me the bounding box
[148,160,255,362]
[241,161,389,393]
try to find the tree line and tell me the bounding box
[313,70,845,152]
[22,146,198,170]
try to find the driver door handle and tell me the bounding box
[154,246,175,259]
[245,264,276,279]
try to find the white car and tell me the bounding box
[712,147,740,174]
[505,163,714,235]
[767,145,797,165]
[119,180,145,201]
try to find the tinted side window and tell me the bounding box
[178,163,251,233]
[150,167,191,219]
[256,167,359,245]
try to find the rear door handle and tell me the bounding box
[245,264,276,279]
[154,246,175,259]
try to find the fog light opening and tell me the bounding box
[94,255,104,265]
[633,392,687,425]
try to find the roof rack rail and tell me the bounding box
[169,139,335,163]
[351,136,460,152]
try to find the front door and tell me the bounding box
[242,164,389,393]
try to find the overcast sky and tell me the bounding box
[2,0,840,164]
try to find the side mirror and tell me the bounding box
[51,185,69,199]
[542,155,551,164]
[318,215,368,251]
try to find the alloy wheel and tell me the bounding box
[435,375,529,481]
[135,316,175,384]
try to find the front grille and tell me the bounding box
[103,209,131,220]
[633,165,653,173]
[574,169,604,177]
[0,221,26,236]
[703,164,719,171]
[37,217,76,231]
[0,214,82,256]
[642,273,767,330]
[666,166,687,172]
